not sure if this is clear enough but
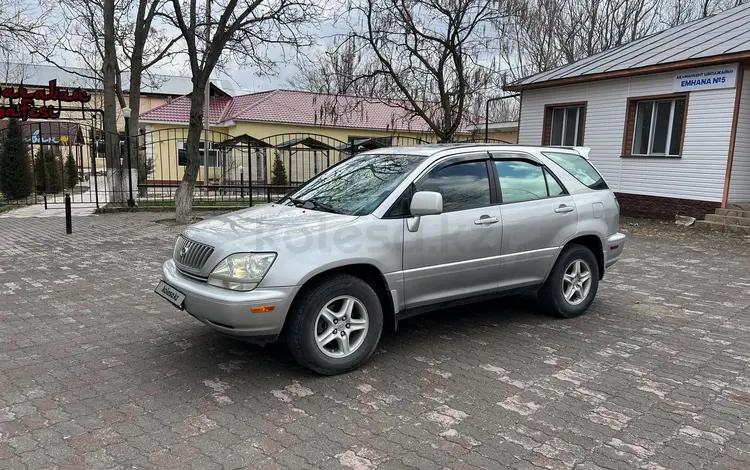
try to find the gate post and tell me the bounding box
[90,128,100,209]
[248,154,253,207]
[123,108,135,207]
[29,125,37,205]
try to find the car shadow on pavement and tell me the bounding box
[178,294,555,378]
[118,293,569,411]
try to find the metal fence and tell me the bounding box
[0,120,106,207]
[1,121,499,209]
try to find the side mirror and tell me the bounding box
[410,191,443,216]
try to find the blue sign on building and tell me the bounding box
[673,64,738,92]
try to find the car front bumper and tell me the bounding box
[604,232,626,268]
[160,259,299,342]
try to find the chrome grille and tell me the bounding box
[173,236,214,272]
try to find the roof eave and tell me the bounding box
[503,51,750,92]
[230,117,458,134]
[139,119,232,127]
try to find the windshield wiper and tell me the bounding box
[288,197,342,214]
[287,197,307,207]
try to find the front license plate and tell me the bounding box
[155,280,185,309]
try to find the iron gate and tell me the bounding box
[0,119,125,208]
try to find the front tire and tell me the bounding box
[539,244,600,318]
[286,274,383,375]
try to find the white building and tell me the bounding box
[505,3,750,220]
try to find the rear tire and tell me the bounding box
[539,244,599,318]
[286,274,383,375]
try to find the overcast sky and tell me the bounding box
[147,8,345,94]
[18,1,345,95]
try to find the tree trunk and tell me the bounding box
[129,55,145,197]
[129,1,149,199]
[175,84,206,223]
[102,0,126,203]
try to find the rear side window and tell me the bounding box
[495,160,568,203]
[543,152,608,190]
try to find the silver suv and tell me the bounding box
[156,145,625,375]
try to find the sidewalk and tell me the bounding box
[0,175,111,218]
[0,203,99,218]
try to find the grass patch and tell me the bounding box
[0,204,23,214]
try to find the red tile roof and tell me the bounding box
[140,95,232,125]
[140,89,478,132]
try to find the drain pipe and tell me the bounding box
[485,94,520,142]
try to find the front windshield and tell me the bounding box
[281,153,426,215]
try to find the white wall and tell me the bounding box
[518,69,737,202]
[728,71,750,203]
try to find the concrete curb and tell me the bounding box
[95,205,250,214]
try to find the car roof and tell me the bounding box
[363,143,588,159]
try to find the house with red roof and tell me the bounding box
[138,86,518,185]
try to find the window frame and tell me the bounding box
[490,152,569,205]
[621,93,689,158]
[542,102,587,146]
[389,153,497,217]
[177,140,221,167]
[542,151,609,191]
[413,156,497,213]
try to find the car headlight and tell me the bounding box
[207,253,277,291]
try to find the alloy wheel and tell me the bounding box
[562,259,592,306]
[314,295,369,358]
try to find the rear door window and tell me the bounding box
[543,152,608,190]
[494,160,568,203]
[495,160,548,203]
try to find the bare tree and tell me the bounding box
[102,0,120,199]
[499,0,746,82]
[0,0,47,56]
[0,46,33,89]
[30,0,178,202]
[289,35,373,95]
[659,0,745,26]
[121,0,181,195]
[497,0,565,82]
[342,0,501,143]
[162,0,321,223]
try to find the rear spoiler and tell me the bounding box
[572,147,591,159]
[545,146,591,159]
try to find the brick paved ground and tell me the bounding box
[1,212,750,470]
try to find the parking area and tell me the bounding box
[2,212,750,470]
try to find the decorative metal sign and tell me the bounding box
[23,130,70,145]
[0,80,92,121]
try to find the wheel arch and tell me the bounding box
[563,234,605,279]
[279,263,396,340]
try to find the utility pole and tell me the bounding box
[204,0,211,188]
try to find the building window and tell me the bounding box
[543,103,585,146]
[177,141,219,167]
[623,95,687,157]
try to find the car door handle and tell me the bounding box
[555,205,574,213]
[474,216,499,225]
